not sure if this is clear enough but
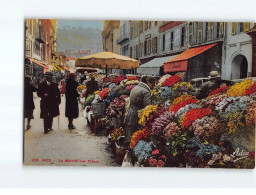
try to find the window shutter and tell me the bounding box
[220,22,224,36]
[207,26,210,40]
[213,23,217,39]
[202,22,206,42]
[165,32,171,50]
[159,35,162,52]
[232,22,236,35]
[185,24,189,44]
[244,22,249,32]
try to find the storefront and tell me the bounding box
[137,55,177,76]
[28,57,49,78]
[164,43,222,81]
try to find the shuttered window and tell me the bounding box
[165,32,171,50]
[244,22,250,32]
[232,22,236,35]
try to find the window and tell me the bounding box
[139,21,143,33]
[232,22,236,35]
[206,22,209,40]
[148,39,151,55]
[189,23,193,45]
[130,47,133,58]
[149,21,151,29]
[155,21,157,26]
[162,34,165,51]
[239,22,244,33]
[181,27,186,46]
[170,31,174,50]
[194,22,198,43]
[216,22,220,38]
[131,26,133,39]
[144,21,148,31]
[144,40,147,56]
[197,22,203,43]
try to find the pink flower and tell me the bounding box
[152,149,160,155]
[156,160,165,167]
[159,155,167,160]
[148,157,157,166]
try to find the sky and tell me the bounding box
[57,20,103,30]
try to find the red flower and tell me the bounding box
[246,82,256,95]
[148,157,157,166]
[170,98,198,113]
[208,86,230,96]
[249,151,255,159]
[152,149,160,155]
[159,155,167,160]
[156,160,165,167]
[162,75,181,87]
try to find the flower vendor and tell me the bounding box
[85,76,99,98]
[124,76,156,141]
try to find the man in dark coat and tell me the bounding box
[37,72,61,134]
[85,76,99,98]
[65,73,80,130]
[124,76,156,141]
[24,76,37,130]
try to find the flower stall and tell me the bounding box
[124,75,255,168]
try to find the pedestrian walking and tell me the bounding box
[65,73,80,130]
[85,75,99,98]
[37,71,61,134]
[124,76,156,141]
[24,76,37,130]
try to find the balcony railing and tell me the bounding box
[116,33,129,44]
[35,25,45,44]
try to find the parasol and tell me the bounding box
[75,51,139,77]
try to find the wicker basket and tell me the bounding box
[92,102,106,116]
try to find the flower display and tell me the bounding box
[163,122,181,138]
[245,81,256,95]
[245,102,256,127]
[133,140,153,162]
[93,90,100,94]
[99,88,109,99]
[162,75,182,87]
[176,103,200,118]
[208,86,229,97]
[112,75,126,85]
[103,77,111,83]
[226,79,252,97]
[158,87,175,101]
[110,127,124,141]
[151,111,175,135]
[215,96,250,115]
[152,149,160,155]
[180,108,212,129]
[203,94,227,110]
[148,149,167,167]
[157,74,172,86]
[189,116,223,139]
[173,82,193,92]
[110,95,128,108]
[126,85,136,91]
[130,129,150,149]
[170,97,198,114]
[207,152,234,168]
[138,105,158,126]
[127,76,139,81]
[166,132,188,157]
[84,94,95,107]
[226,111,245,134]
[126,80,139,85]
[151,89,158,96]
[170,95,197,110]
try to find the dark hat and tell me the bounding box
[45,71,53,77]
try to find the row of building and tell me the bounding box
[102,20,256,81]
[25,19,75,78]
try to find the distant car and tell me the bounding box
[190,77,210,95]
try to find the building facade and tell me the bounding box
[116,20,130,57]
[222,22,254,80]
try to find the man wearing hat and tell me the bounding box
[198,71,221,99]
[37,71,61,134]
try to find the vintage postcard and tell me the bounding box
[24,19,255,168]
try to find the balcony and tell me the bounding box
[116,33,129,44]
[35,25,45,44]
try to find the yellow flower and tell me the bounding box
[93,90,100,94]
[226,79,252,97]
[151,89,158,96]
[138,105,158,125]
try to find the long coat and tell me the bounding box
[24,77,37,110]
[65,78,79,118]
[124,82,152,126]
[37,80,61,119]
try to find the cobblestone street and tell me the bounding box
[24,93,119,166]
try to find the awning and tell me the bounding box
[164,43,217,73]
[28,57,48,69]
[137,55,178,76]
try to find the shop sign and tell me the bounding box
[164,60,188,72]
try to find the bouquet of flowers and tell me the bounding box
[173,82,193,92]
[84,94,95,107]
[207,152,234,168]
[162,75,182,87]
[245,102,256,127]
[189,116,223,140]
[148,149,167,167]
[127,76,139,81]
[158,87,175,101]
[176,103,200,118]
[166,132,188,159]
[103,77,111,84]
[99,88,109,99]
[130,129,150,149]
[180,108,212,129]
[126,80,139,85]
[157,74,171,86]
[77,84,86,92]
[126,85,136,91]
[245,81,256,95]
[163,122,181,138]
[226,79,252,97]
[169,95,198,113]
[208,86,229,97]
[203,94,227,110]
[110,127,124,141]
[226,110,245,134]
[133,140,153,162]
[138,105,158,126]
[150,111,176,135]
[112,75,126,85]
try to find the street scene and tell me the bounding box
[24,20,255,168]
